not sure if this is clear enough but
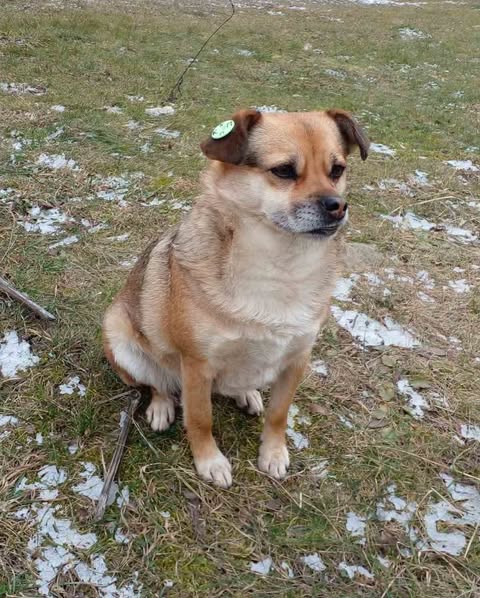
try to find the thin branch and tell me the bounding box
[164,0,236,103]
[94,390,141,521]
[0,275,55,321]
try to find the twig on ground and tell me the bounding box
[94,389,140,521]
[0,275,55,321]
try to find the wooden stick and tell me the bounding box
[94,390,141,521]
[0,276,55,321]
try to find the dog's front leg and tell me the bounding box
[181,356,232,488]
[258,352,310,479]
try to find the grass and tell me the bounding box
[0,0,479,596]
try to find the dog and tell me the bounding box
[103,108,369,488]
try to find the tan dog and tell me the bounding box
[103,108,369,487]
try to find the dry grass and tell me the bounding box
[0,0,479,596]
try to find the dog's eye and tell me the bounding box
[270,164,297,180]
[330,164,345,180]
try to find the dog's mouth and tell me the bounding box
[303,224,341,237]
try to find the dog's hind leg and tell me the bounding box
[103,302,178,432]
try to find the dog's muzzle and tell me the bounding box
[271,196,348,237]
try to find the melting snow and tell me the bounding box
[72,462,117,504]
[346,512,367,545]
[255,105,287,113]
[301,553,326,573]
[108,233,129,242]
[126,95,144,102]
[154,127,181,139]
[236,49,254,57]
[324,68,346,79]
[381,211,434,231]
[331,306,420,348]
[422,474,480,556]
[59,376,86,397]
[16,465,139,596]
[399,27,429,39]
[445,160,478,172]
[460,424,480,441]
[396,379,428,419]
[338,562,374,580]
[410,170,429,186]
[311,359,328,376]
[377,555,392,568]
[448,279,471,294]
[378,178,413,196]
[145,105,175,116]
[36,153,79,170]
[333,274,360,301]
[50,105,65,112]
[250,557,272,575]
[370,143,396,156]
[49,235,79,250]
[0,82,46,95]
[67,441,79,455]
[104,105,123,114]
[0,331,39,378]
[114,528,129,544]
[338,414,354,429]
[310,459,330,479]
[0,415,19,427]
[280,561,294,578]
[22,206,72,234]
[286,404,309,449]
[376,484,417,534]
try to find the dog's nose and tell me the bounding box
[320,196,348,220]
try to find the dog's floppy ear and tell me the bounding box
[200,109,262,165]
[327,109,369,161]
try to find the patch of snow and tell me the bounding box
[75,555,140,597]
[117,486,130,508]
[114,528,129,544]
[0,415,19,427]
[399,27,429,40]
[164,579,174,588]
[0,82,46,95]
[376,484,418,547]
[36,153,79,171]
[0,331,39,378]
[59,376,86,397]
[311,359,328,377]
[72,462,117,505]
[94,175,132,205]
[17,465,67,501]
[310,459,330,479]
[154,127,181,139]
[370,143,396,157]
[460,424,480,441]
[36,433,44,445]
[46,127,65,142]
[376,555,392,568]
[280,561,294,577]
[68,441,79,455]
[120,258,136,268]
[250,557,272,575]
[448,279,471,294]
[104,105,123,114]
[417,291,435,303]
[145,105,175,117]
[125,120,141,130]
[381,211,434,231]
[445,160,478,172]
[331,306,420,348]
[255,105,287,113]
[338,414,354,429]
[108,233,129,242]
[236,49,255,57]
[338,562,374,580]
[301,553,326,573]
[410,170,429,186]
[22,206,72,235]
[50,105,65,112]
[346,511,367,545]
[397,379,428,419]
[324,69,346,79]
[286,404,309,449]
[49,235,79,250]
[421,474,480,556]
[126,95,144,102]
[140,142,152,153]
[333,274,360,302]
[378,178,413,196]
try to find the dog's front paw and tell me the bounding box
[146,394,175,432]
[195,450,232,488]
[258,443,290,479]
[235,390,264,416]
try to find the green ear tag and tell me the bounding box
[211,119,235,139]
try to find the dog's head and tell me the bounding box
[200,109,369,238]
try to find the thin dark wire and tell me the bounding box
[164,0,235,104]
